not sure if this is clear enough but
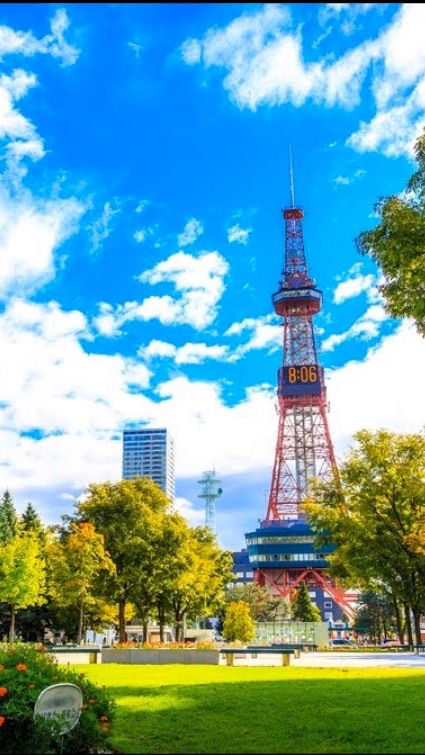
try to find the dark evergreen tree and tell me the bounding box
[291,580,322,622]
[0,489,18,542]
[21,501,42,531]
[21,501,46,545]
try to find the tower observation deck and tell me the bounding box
[245,190,357,621]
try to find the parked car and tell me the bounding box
[330,639,358,648]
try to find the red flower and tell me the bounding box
[0,687,7,697]
[100,715,108,721]
[0,716,5,727]
[16,664,27,672]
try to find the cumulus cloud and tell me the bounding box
[333,268,376,304]
[177,217,204,247]
[227,223,252,244]
[138,339,230,365]
[322,303,389,352]
[0,8,80,67]
[93,250,229,334]
[0,188,86,299]
[180,3,425,158]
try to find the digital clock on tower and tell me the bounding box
[279,364,322,396]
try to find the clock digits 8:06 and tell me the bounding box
[287,365,317,383]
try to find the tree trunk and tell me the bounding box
[77,597,84,645]
[412,607,422,652]
[118,596,127,643]
[403,604,413,646]
[393,600,405,643]
[9,604,15,643]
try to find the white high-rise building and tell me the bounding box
[122,427,175,500]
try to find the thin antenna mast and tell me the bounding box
[289,143,295,208]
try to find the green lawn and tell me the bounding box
[74,663,425,754]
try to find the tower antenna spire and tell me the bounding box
[289,142,295,208]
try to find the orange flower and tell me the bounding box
[101,723,109,732]
[80,704,88,710]
[0,716,5,726]
[37,645,45,652]
[28,684,35,689]
[0,665,4,671]
[0,687,7,697]
[100,715,108,721]
[16,664,27,672]
[88,699,95,704]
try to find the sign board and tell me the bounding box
[34,683,83,734]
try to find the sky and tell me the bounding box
[0,2,424,553]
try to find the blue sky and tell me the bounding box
[1,3,425,552]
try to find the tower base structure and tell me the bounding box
[246,520,358,621]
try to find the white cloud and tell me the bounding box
[322,302,389,352]
[227,223,252,244]
[180,38,202,64]
[93,250,229,333]
[334,168,366,186]
[135,199,150,214]
[177,217,204,247]
[181,3,425,158]
[87,201,121,253]
[133,229,147,243]
[0,188,86,299]
[0,9,79,66]
[139,340,230,365]
[174,496,205,527]
[333,271,376,304]
[327,320,425,458]
[128,41,143,58]
[133,225,156,244]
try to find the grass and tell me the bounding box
[73,663,425,754]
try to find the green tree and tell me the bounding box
[353,590,397,644]
[149,519,234,641]
[47,521,116,644]
[223,583,290,622]
[0,531,46,641]
[303,428,425,646]
[75,477,172,642]
[0,489,18,542]
[355,128,425,336]
[291,580,322,622]
[222,601,256,643]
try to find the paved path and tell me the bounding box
[292,651,425,669]
[220,650,425,668]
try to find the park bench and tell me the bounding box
[270,643,318,655]
[219,647,295,666]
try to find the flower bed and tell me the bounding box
[103,641,219,665]
[0,643,115,754]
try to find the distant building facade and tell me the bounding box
[229,548,254,587]
[122,427,175,500]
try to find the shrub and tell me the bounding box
[0,642,116,754]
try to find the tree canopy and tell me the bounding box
[355,129,425,335]
[303,427,425,644]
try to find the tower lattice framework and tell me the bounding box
[254,204,356,618]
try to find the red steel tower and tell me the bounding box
[247,176,356,620]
